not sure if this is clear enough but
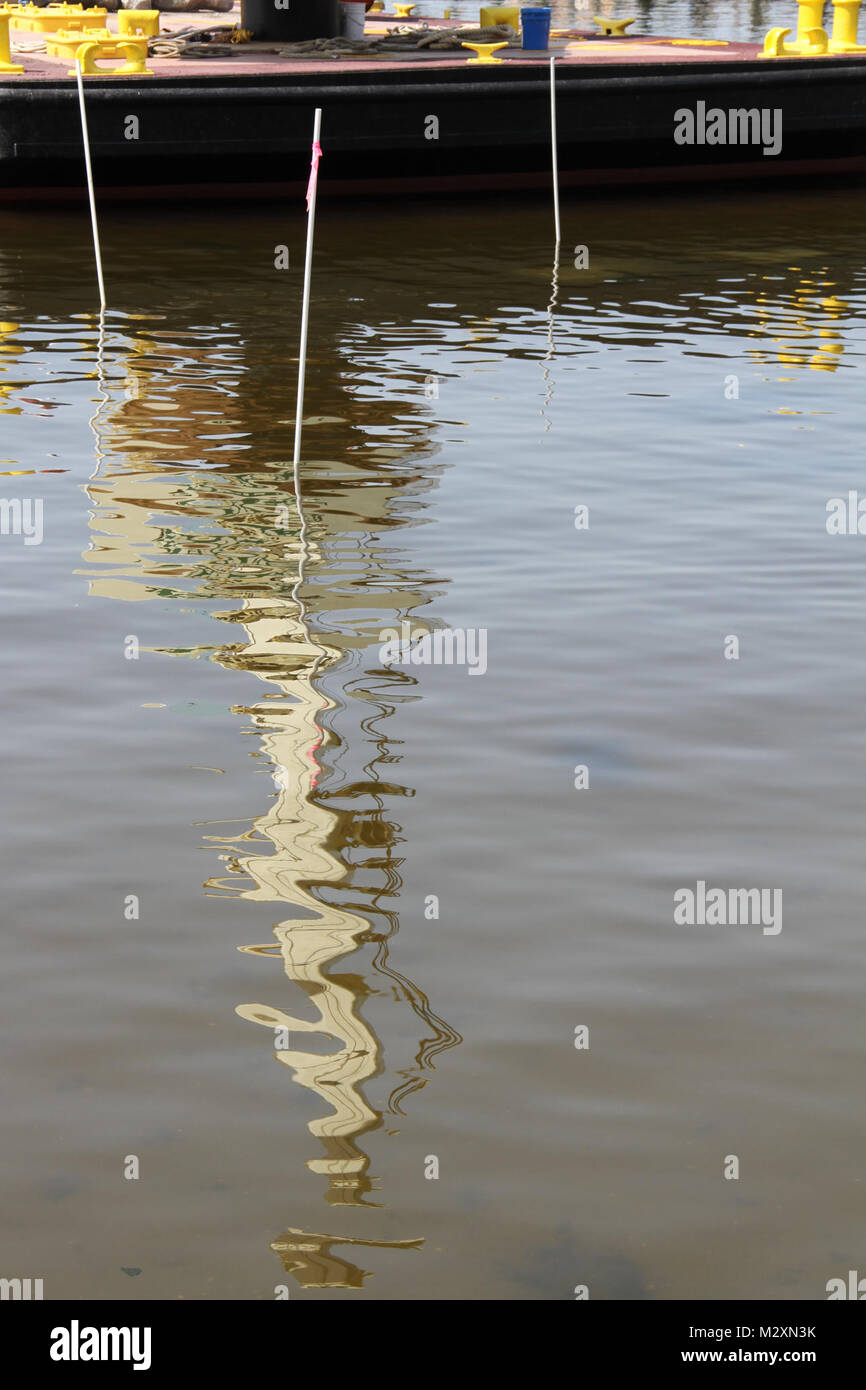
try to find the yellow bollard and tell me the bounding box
[393,2,415,13]
[461,39,508,60]
[795,0,825,37]
[117,8,159,38]
[591,15,634,36]
[0,13,23,71]
[791,0,829,49]
[70,37,152,75]
[830,0,866,49]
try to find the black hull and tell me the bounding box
[2,55,866,201]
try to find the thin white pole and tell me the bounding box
[75,59,106,311]
[549,55,561,246]
[293,107,322,475]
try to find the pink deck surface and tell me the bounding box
[0,8,775,81]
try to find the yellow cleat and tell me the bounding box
[70,37,152,76]
[591,14,634,36]
[461,39,508,61]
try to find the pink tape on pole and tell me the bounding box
[306,140,323,211]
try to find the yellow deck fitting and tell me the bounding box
[830,0,866,51]
[479,4,518,31]
[0,12,22,71]
[369,1,383,9]
[11,3,107,33]
[592,14,634,36]
[795,24,829,50]
[790,0,830,50]
[69,36,152,75]
[48,26,114,59]
[117,8,159,38]
[761,0,837,56]
[462,39,507,61]
[393,2,415,13]
[761,25,793,55]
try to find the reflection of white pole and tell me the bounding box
[549,55,561,245]
[293,108,323,476]
[75,59,106,311]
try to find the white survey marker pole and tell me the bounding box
[293,107,323,474]
[549,55,561,245]
[75,59,106,311]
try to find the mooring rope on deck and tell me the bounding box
[276,25,517,57]
[146,22,517,61]
[148,23,252,57]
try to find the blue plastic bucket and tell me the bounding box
[521,6,551,49]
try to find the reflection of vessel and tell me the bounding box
[271,1227,423,1291]
[748,280,848,372]
[77,316,461,1284]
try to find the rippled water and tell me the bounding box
[1,179,865,1300]
[416,0,786,41]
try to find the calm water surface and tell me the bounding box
[1,177,865,1299]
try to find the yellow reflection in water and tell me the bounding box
[79,321,461,1286]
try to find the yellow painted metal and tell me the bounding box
[591,14,634,36]
[761,25,792,55]
[461,38,508,61]
[393,3,415,14]
[68,36,152,75]
[117,8,159,38]
[794,0,825,41]
[800,23,829,49]
[830,0,866,50]
[479,5,518,31]
[787,0,830,51]
[10,4,107,33]
[47,26,114,58]
[0,12,22,71]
